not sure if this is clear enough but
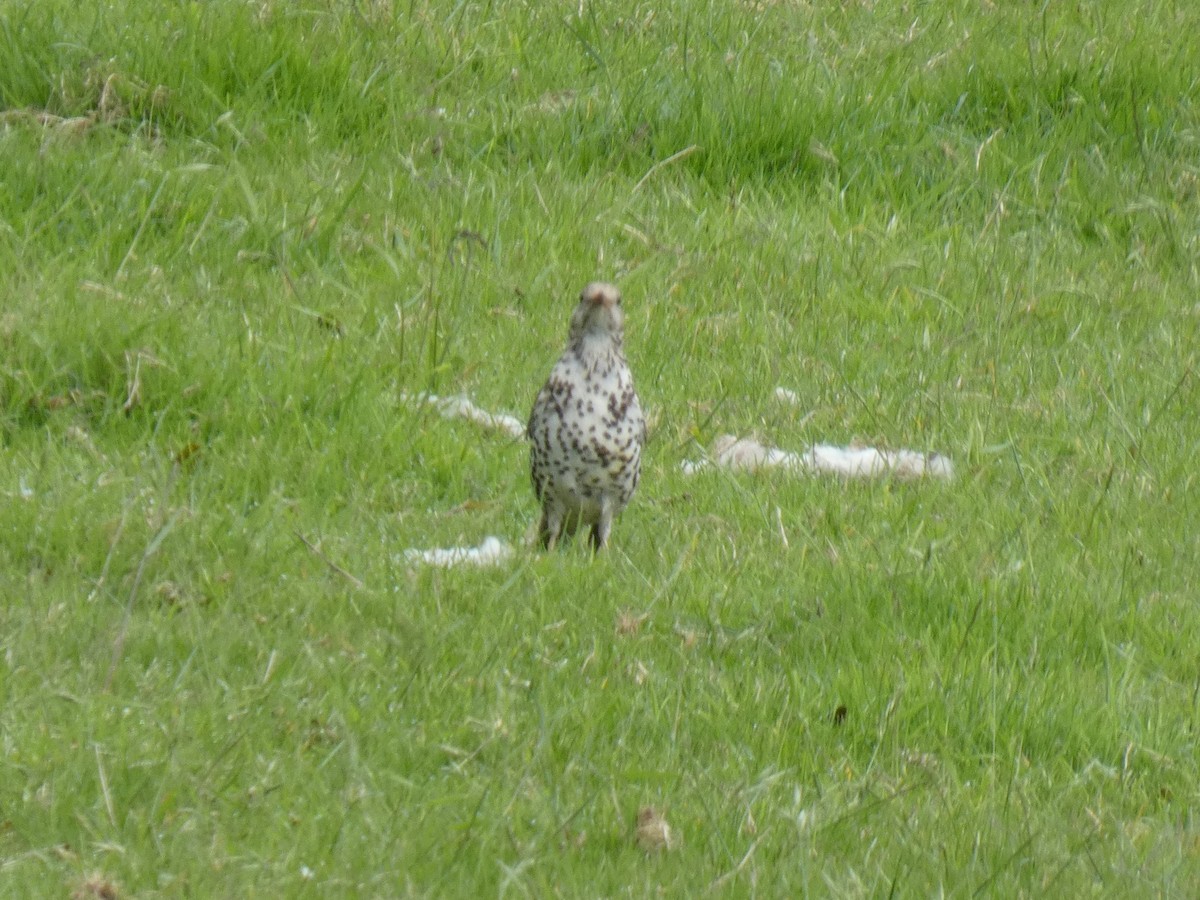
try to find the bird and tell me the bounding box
[527,282,646,551]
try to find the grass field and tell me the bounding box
[3,0,1199,895]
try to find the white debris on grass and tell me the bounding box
[678,384,956,480]
[805,443,954,479]
[774,386,801,405]
[683,434,954,480]
[401,536,514,568]
[403,391,526,439]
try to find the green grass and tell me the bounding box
[3,0,1200,894]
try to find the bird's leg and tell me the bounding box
[589,497,614,552]
[539,506,564,550]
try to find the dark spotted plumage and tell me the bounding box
[528,282,646,550]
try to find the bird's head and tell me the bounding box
[568,281,624,344]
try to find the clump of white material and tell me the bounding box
[404,392,526,439]
[803,442,954,480]
[683,435,953,481]
[401,536,513,568]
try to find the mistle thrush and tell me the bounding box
[527,282,646,550]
